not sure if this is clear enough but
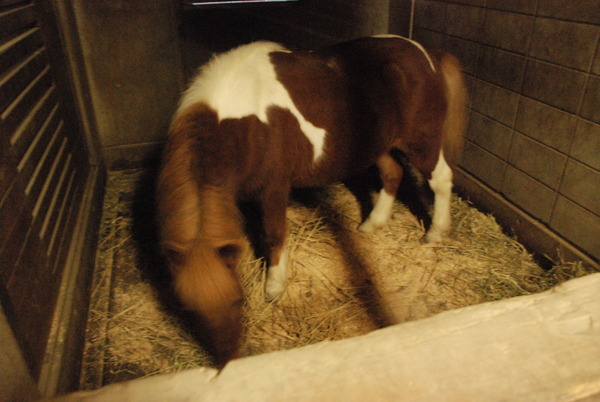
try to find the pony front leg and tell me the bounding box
[425,151,453,243]
[261,185,291,302]
[265,245,290,302]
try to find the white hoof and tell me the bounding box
[264,248,289,302]
[265,279,285,302]
[358,219,377,233]
[423,229,444,244]
[360,218,387,233]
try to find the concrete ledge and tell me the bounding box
[55,273,600,401]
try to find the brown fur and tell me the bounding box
[156,37,467,365]
[437,52,469,165]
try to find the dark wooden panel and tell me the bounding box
[49,143,92,273]
[0,27,43,76]
[36,139,70,239]
[1,222,31,289]
[0,115,61,250]
[8,221,53,378]
[0,0,99,385]
[26,124,63,213]
[0,47,47,113]
[3,120,86,382]
[0,0,31,9]
[0,181,28,283]
[20,112,61,193]
[0,81,56,204]
[9,172,83,381]
[2,66,53,140]
[0,104,58,212]
[0,3,36,39]
[0,178,27,254]
[0,150,18,203]
[47,167,76,263]
[8,85,56,161]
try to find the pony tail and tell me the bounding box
[437,52,468,165]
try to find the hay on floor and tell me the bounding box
[80,169,595,389]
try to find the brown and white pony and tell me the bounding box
[156,35,467,365]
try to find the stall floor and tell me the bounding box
[79,168,589,390]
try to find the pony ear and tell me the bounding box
[217,243,242,271]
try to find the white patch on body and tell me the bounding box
[359,189,396,233]
[265,247,290,302]
[425,150,453,243]
[177,42,327,161]
[373,34,436,72]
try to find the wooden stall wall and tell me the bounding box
[68,0,183,169]
[0,0,104,395]
[64,0,391,170]
[407,0,600,268]
[179,0,391,80]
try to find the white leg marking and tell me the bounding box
[359,189,395,234]
[265,247,290,302]
[425,151,453,243]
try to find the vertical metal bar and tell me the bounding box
[409,0,415,39]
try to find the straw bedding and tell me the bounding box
[79,168,592,389]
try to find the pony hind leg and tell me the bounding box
[422,51,467,243]
[424,150,453,243]
[358,153,403,233]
